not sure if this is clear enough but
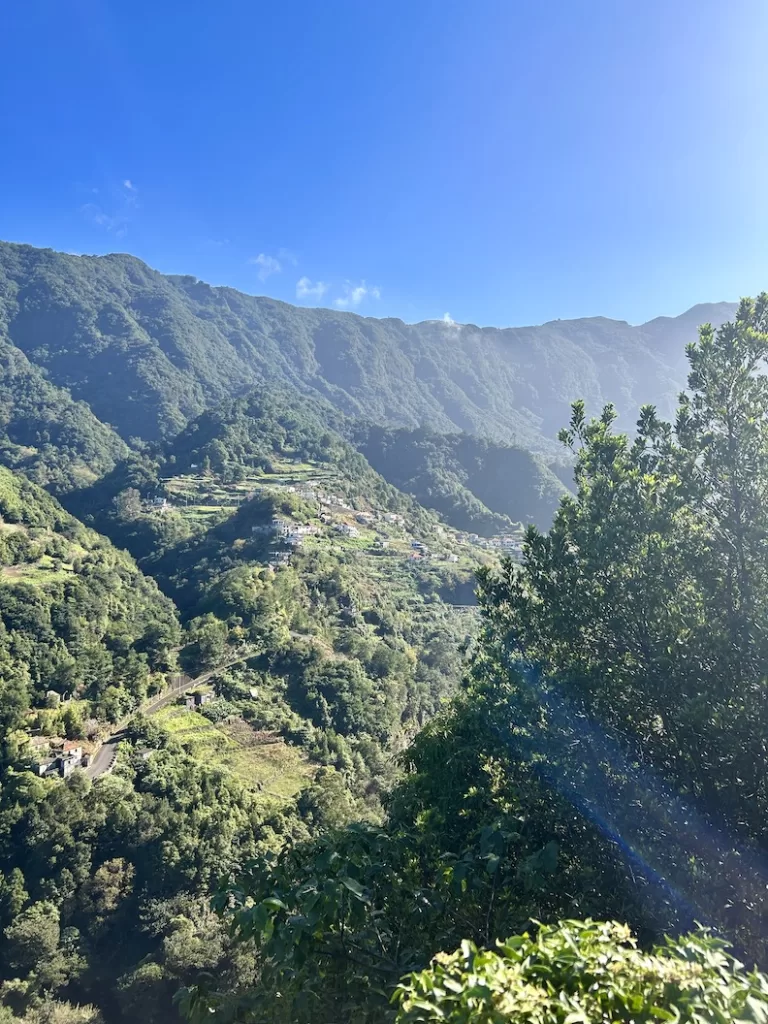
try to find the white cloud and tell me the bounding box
[296,276,328,300]
[442,312,455,324]
[333,280,382,309]
[250,253,282,281]
[123,178,136,191]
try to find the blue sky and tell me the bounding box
[2,0,768,326]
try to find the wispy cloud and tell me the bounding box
[250,253,282,281]
[296,276,328,300]
[79,178,139,238]
[333,280,382,309]
[278,247,298,266]
[442,312,455,325]
[80,204,120,232]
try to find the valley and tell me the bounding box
[0,240,764,1024]
[5,3,768,1018]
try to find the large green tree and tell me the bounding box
[474,297,768,961]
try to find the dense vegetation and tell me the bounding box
[63,388,440,566]
[354,425,565,532]
[0,457,468,1020]
[162,389,421,515]
[0,241,736,450]
[2,247,768,1024]
[175,297,768,1022]
[0,467,179,725]
[0,341,126,493]
[0,375,475,1020]
[395,922,768,1023]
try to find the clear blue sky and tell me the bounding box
[2,0,768,326]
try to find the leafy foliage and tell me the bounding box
[0,734,294,1018]
[475,296,768,962]
[182,298,768,1024]
[4,251,768,1024]
[395,920,768,1023]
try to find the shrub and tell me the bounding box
[395,919,768,1023]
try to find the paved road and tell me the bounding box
[85,647,256,780]
[85,730,125,779]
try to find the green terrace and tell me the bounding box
[150,701,311,805]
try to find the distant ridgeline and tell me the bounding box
[0,239,736,450]
[0,239,730,533]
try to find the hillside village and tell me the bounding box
[151,461,524,575]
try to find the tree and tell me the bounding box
[18,1000,104,1024]
[185,615,229,674]
[4,901,60,973]
[113,488,142,520]
[116,963,173,1024]
[60,703,84,740]
[0,868,29,926]
[676,295,768,678]
[473,299,768,963]
[79,858,135,921]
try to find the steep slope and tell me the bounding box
[0,241,736,450]
[162,387,400,511]
[0,339,127,492]
[354,425,565,533]
[0,465,179,717]
[63,387,430,562]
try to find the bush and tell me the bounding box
[395,920,768,1023]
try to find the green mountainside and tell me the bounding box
[0,388,485,1019]
[65,386,553,548]
[0,465,179,721]
[353,424,566,533]
[0,241,735,452]
[1,239,766,1024]
[0,340,127,493]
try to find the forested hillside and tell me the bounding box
[354,425,566,533]
[175,297,768,1023]
[0,341,127,493]
[0,389,480,1021]
[2,236,768,1024]
[0,466,179,720]
[0,242,735,450]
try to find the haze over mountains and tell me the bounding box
[0,242,735,455]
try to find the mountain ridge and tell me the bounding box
[0,241,738,454]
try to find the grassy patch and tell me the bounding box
[1,556,75,586]
[153,703,310,803]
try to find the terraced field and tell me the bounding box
[153,702,311,804]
